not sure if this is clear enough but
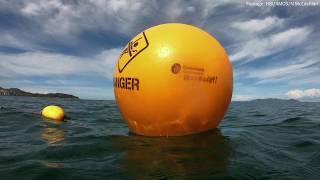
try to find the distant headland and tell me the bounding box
[234,98,300,103]
[250,98,300,102]
[0,87,79,99]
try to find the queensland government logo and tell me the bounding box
[171,63,181,74]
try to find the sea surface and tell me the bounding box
[0,96,319,180]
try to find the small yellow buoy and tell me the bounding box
[114,23,233,136]
[41,105,65,121]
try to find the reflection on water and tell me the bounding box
[40,120,65,145]
[113,130,230,179]
[39,160,62,168]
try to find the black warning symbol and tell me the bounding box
[118,32,149,73]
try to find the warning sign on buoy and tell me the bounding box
[118,32,149,73]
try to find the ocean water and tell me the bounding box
[0,96,319,180]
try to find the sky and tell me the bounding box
[0,0,319,101]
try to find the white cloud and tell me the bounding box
[1,0,319,101]
[230,26,312,62]
[286,88,320,101]
[0,33,39,51]
[232,16,284,33]
[19,0,147,36]
[0,48,121,79]
[21,0,68,16]
[1,0,266,53]
[17,0,241,38]
[97,48,122,79]
[0,48,121,99]
[248,59,318,80]
[233,48,320,86]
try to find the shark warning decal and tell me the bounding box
[118,32,149,73]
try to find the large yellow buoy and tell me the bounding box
[41,105,65,121]
[114,23,233,136]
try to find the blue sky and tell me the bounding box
[0,0,319,101]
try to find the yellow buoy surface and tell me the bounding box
[41,105,65,121]
[114,23,233,136]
